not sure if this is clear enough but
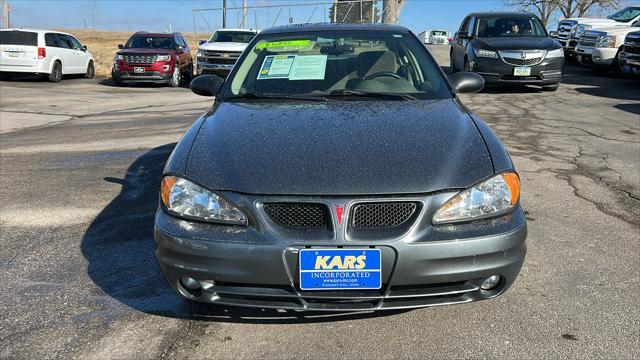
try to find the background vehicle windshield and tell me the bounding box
[431,31,447,36]
[226,31,450,100]
[210,31,256,43]
[608,7,640,22]
[124,36,175,49]
[476,17,547,37]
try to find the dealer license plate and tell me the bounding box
[134,67,145,73]
[299,249,381,290]
[577,55,583,62]
[513,66,531,76]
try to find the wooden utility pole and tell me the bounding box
[382,0,398,24]
[222,0,227,28]
[1,0,10,29]
[242,0,247,28]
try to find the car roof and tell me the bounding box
[260,22,410,35]
[216,28,257,32]
[132,32,182,37]
[0,28,72,36]
[467,12,537,18]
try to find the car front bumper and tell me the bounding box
[113,70,173,84]
[196,61,235,76]
[474,56,564,86]
[619,51,640,76]
[575,46,617,67]
[154,193,527,312]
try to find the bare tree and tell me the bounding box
[506,0,559,26]
[556,0,620,18]
[85,0,99,30]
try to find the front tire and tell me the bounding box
[111,71,124,86]
[449,53,457,74]
[182,64,193,84]
[48,61,62,82]
[464,58,472,72]
[611,49,622,76]
[541,83,560,91]
[85,61,95,79]
[169,64,181,88]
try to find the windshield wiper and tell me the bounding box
[324,89,418,101]
[225,92,327,102]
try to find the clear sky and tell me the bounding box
[6,0,509,35]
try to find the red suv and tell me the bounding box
[112,32,193,87]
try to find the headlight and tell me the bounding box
[160,176,248,225]
[197,49,203,57]
[546,48,564,58]
[598,35,617,48]
[432,172,520,224]
[114,54,123,61]
[156,54,171,61]
[474,48,498,58]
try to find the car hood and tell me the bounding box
[117,48,174,55]
[588,25,640,35]
[198,42,249,52]
[473,36,558,50]
[185,99,494,195]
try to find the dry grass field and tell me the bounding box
[58,29,200,78]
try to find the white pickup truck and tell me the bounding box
[195,28,257,77]
[574,19,640,73]
[555,6,640,59]
[418,30,450,45]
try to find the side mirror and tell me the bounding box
[177,45,184,51]
[83,45,88,51]
[448,72,484,94]
[190,74,224,97]
[117,44,124,49]
[198,40,207,45]
[549,31,558,38]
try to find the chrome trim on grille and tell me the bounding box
[123,55,157,64]
[498,50,546,66]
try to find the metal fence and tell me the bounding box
[192,0,381,43]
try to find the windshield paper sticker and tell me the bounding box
[258,55,327,81]
[290,55,327,80]
[257,55,295,79]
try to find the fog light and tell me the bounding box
[180,277,201,291]
[481,275,501,290]
[162,65,170,72]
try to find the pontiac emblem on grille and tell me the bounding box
[333,204,345,225]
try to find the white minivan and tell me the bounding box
[0,29,94,82]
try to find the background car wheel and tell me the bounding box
[111,72,124,87]
[48,61,62,82]
[169,65,181,88]
[611,49,622,76]
[182,64,194,85]
[464,58,471,72]
[85,61,95,79]
[449,53,457,73]
[541,83,560,91]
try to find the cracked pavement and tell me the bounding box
[0,46,638,359]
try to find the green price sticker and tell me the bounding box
[256,40,312,50]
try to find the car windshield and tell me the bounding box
[431,31,447,36]
[224,30,450,101]
[476,17,547,37]
[124,35,175,49]
[608,7,640,22]
[210,31,256,43]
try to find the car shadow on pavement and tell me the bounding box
[99,78,191,89]
[81,144,409,324]
[561,64,640,101]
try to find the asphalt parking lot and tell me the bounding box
[0,45,638,359]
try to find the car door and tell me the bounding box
[452,16,471,71]
[175,36,189,71]
[66,35,87,73]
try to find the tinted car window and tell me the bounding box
[124,35,176,49]
[476,17,547,37]
[45,33,57,47]
[56,34,72,49]
[68,35,84,50]
[210,31,256,43]
[0,31,38,46]
[226,31,450,100]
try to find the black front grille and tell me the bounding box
[263,203,328,230]
[624,45,640,55]
[351,202,417,230]
[124,55,156,64]
[502,57,542,66]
